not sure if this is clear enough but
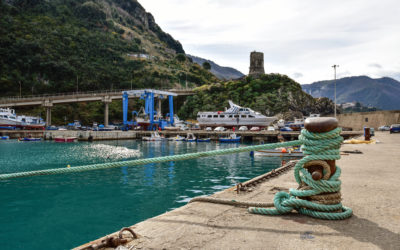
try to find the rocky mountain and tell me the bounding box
[302,76,400,110]
[187,55,244,80]
[0,0,217,97]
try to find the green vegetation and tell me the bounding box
[178,74,335,120]
[0,0,218,124]
[0,0,217,98]
[202,61,211,70]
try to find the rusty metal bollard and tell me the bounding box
[304,117,339,180]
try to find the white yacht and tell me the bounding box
[197,101,276,128]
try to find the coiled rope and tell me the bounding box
[0,140,301,181]
[248,128,353,220]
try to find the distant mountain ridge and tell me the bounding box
[302,76,400,110]
[187,55,244,80]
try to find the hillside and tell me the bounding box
[0,0,218,97]
[187,55,244,80]
[178,74,335,120]
[302,76,400,110]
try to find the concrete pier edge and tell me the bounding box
[74,132,400,250]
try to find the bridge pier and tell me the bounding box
[42,100,53,127]
[102,96,112,127]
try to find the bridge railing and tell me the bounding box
[0,87,194,102]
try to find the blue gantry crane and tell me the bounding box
[122,89,177,130]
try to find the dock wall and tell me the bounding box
[1,130,362,141]
[337,110,400,130]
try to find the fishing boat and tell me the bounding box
[54,137,77,142]
[197,100,276,129]
[0,108,45,130]
[197,138,211,142]
[219,133,241,143]
[184,133,196,142]
[0,108,21,129]
[255,147,303,157]
[18,115,45,130]
[1,135,9,140]
[142,132,164,141]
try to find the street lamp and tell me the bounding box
[332,65,339,117]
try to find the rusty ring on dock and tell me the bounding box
[119,227,137,240]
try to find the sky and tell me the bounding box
[140,0,400,84]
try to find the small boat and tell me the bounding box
[185,133,196,142]
[197,138,211,142]
[54,137,77,142]
[255,147,303,157]
[1,135,10,140]
[219,133,241,143]
[142,132,164,141]
[169,135,185,141]
[19,137,41,141]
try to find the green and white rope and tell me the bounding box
[0,140,301,181]
[248,128,353,220]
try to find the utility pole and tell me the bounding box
[332,65,339,117]
[19,81,22,98]
[76,75,79,93]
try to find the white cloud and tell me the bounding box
[140,0,400,83]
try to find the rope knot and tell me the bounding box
[249,127,353,220]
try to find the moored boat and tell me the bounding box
[219,133,241,143]
[1,135,10,140]
[184,133,196,142]
[197,138,211,142]
[255,147,303,157]
[197,100,276,129]
[54,137,77,142]
[142,132,164,141]
[169,135,185,141]
[19,137,41,141]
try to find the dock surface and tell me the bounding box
[79,132,399,249]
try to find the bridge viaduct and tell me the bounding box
[0,88,195,126]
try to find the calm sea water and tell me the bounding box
[0,139,285,249]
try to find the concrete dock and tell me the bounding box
[76,131,400,249]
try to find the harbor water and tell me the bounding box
[0,139,289,249]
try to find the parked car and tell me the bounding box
[390,124,400,133]
[267,126,275,131]
[205,127,212,131]
[179,125,189,131]
[238,126,248,131]
[378,125,390,131]
[250,126,260,131]
[46,126,58,130]
[214,126,226,131]
[280,127,293,131]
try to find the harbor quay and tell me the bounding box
[0,129,363,142]
[76,132,400,249]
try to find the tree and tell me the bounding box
[175,53,186,62]
[202,61,211,70]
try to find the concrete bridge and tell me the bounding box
[0,88,195,126]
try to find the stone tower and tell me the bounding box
[249,51,265,77]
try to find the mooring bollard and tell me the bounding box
[248,116,353,220]
[304,117,338,180]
